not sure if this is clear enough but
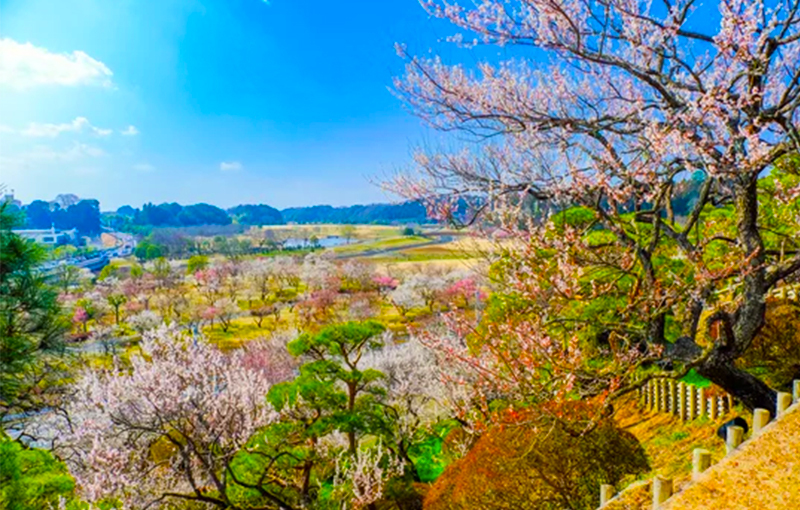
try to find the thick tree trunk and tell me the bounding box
[694,176,776,414]
[698,358,777,415]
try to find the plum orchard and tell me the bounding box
[54,323,455,510]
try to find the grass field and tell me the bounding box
[257,224,410,241]
[332,235,430,255]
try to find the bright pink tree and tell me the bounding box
[393,0,800,413]
[373,275,399,296]
[72,307,89,334]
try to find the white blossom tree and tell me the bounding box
[57,327,283,509]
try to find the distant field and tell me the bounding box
[333,235,430,255]
[374,257,486,275]
[258,224,406,240]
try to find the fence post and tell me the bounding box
[678,383,687,421]
[688,385,697,421]
[669,380,678,415]
[720,395,730,415]
[692,448,711,480]
[650,381,657,411]
[709,395,718,420]
[652,476,673,509]
[656,379,663,412]
[777,392,792,416]
[660,379,668,412]
[600,484,614,507]
[726,425,744,455]
[698,387,706,418]
[753,408,770,435]
[793,380,800,403]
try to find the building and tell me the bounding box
[13,226,78,246]
[2,191,22,209]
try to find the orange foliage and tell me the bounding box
[425,407,649,510]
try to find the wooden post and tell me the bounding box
[660,379,667,412]
[650,381,656,411]
[652,476,673,509]
[777,392,792,416]
[693,449,711,480]
[709,395,718,420]
[688,385,697,421]
[600,484,614,507]
[727,394,734,412]
[656,380,663,412]
[698,387,706,418]
[753,408,770,435]
[726,425,744,455]
[793,380,800,403]
[678,383,687,421]
[669,380,678,415]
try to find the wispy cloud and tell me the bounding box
[30,142,107,162]
[121,125,139,136]
[0,38,113,90]
[22,117,112,138]
[220,161,243,172]
[1,143,107,173]
[133,163,155,172]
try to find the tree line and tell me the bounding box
[17,198,101,236]
[109,200,432,230]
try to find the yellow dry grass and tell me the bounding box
[604,395,733,510]
[258,224,401,240]
[373,257,484,275]
[660,403,800,510]
[605,398,800,510]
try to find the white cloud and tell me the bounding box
[121,125,139,136]
[22,117,112,137]
[0,142,107,177]
[0,38,113,90]
[220,161,243,172]
[133,163,155,172]
[28,142,107,161]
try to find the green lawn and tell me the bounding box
[333,235,430,255]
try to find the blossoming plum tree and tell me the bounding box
[394,0,800,413]
[57,327,285,509]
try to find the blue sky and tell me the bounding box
[0,0,450,210]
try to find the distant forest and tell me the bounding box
[15,175,709,235]
[10,196,431,234]
[13,194,102,236]
[108,200,431,229]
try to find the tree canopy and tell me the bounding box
[0,202,68,421]
[393,0,800,415]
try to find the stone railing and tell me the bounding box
[637,378,733,421]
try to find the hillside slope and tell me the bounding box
[605,400,800,510]
[661,403,800,510]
